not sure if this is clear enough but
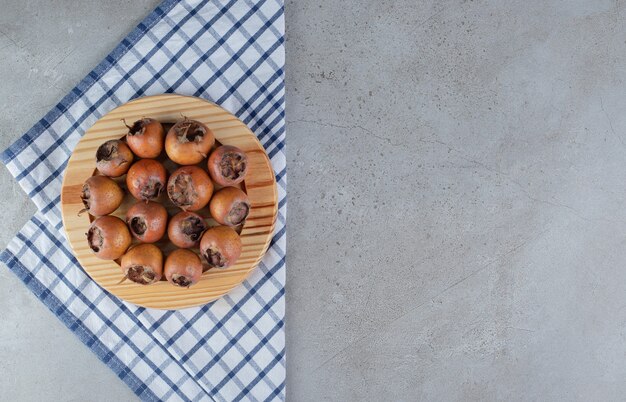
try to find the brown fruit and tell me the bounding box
[126,159,167,201]
[164,249,203,287]
[80,176,124,216]
[164,118,214,165]
[207,145,248,186]
[124,118,164,158]
[167,166,213,211]
[95,139,134,177]
[125,201,168,243]
[120,244,163,285]
[87,215,131,260]
[167,211,208,248]
[209,187,250,226]
[199,226,242,268]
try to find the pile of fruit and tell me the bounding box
[81,117,250,288]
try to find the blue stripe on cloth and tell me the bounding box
[212,316,285,395]
[171,257,285,358]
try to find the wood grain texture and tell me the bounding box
[60,94,277,309]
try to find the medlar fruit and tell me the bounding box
[95,139,134,177]
[80,176,124,216]
[167,211,207,248]
[120,243,163,285]
[164,249,203,287]
[164,118,214,165]
[167,166,213,211]
[126,159,167,201]
[199,226,242,268]
[87,215,131,260]
[209,187,250,226]
[124,118,164,158]
[207,145,248,186]
[125,201,168,243]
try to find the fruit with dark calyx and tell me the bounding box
[80,176,124,216]
[167,211,208,248]
[86,215,131,260]
[164,249,203,287]
[126,159,167,202]
[165,118,214,165]
[125,201,168,243]
[95,139,134,177]
[124,118,164,158]
[200,226,242,268]
[207,145,248,186]
[120,244,163,285]
[167,166,213,211]
[209,187,250,226]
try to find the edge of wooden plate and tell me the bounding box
[60,94,277,310]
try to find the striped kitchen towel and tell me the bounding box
[0,0,286,400]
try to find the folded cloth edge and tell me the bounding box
[0,248,165,401]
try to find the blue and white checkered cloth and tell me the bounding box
[0,1,286,400]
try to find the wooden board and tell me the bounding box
[60,94,277,310]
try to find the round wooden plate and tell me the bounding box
[60,94,277,310]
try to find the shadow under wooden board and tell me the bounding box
[61,94,277,310]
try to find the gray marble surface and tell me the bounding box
[3,0,626,400]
